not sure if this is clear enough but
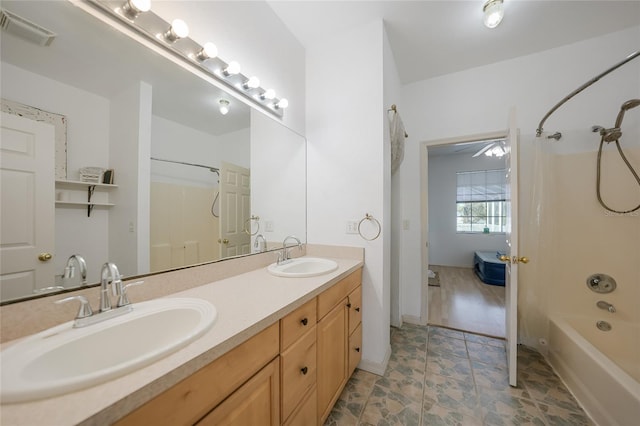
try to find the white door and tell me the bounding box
[0,112,55,301]
[219,162,251,258]
[504,107,524,387]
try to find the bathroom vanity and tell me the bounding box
[0,250,363,426]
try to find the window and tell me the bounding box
[456,169,506,233]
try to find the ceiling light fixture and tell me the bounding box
[242,76,260,90]
[219,99,230,115]
[222,61,241,76]
[196,42,217,61]
[163,18,189,42]
[483,0,504,29]
[120,0,150,19]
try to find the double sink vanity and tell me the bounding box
[0,246,364,425]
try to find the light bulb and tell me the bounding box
[219,99,230,115]
[275,98,289,109]
[121,0,150,19]
[261,89,276,100]
[223,61,241,76]
[196,42,218,61]
[164,19,189,42]
[483,0,504,29]
[243,76,260,90]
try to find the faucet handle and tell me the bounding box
[117,281,144,308]
[55,295,93,319]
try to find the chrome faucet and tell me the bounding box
[63,254,87,285]
[596,300,616,313]
[56,261,143,328]
[254,234,267,253]
[100,262,122,312]
[279,235,302,264]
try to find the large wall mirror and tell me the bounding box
[0,0,306,303]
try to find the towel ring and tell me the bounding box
[243,215,260,236]
[358,213,381,241]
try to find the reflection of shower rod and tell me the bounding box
[150,157,219,174]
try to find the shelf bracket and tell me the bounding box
[87,185,96,217]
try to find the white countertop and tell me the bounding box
[0,257,363,426]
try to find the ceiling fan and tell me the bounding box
[471,138,506,158]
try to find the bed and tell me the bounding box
[474,251,506,286]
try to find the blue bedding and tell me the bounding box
[474,251,506,286]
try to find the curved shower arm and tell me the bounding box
[536,50,640,137]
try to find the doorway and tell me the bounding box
[421,133,508,337]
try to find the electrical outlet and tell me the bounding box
[128,221,134,233]
[346,221,359,234]
[402,220,410,230]
[265,220,274,232]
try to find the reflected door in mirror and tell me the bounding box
[220,162,251,257]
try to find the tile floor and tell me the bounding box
[325,324,593,426]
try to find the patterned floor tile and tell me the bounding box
[423,371,478,418]
[427,333,468,358]
[425,353,473,383]
[359,384,421,426]
[537,403,595,426]
[471,359,510,390]
[325,402,360,426]
[428,326,465,341]
[421,402,483,426]
[479,391,547,426]
[466,341,507,366]
[464,332,506,348]
[520,372,583,413]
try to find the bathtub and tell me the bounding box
[548,315,640,426]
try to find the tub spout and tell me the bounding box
[596,300,616,313]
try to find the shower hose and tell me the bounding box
[596,137,640,214]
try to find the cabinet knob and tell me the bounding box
[300,318,308,326]
[355,347,360,353]
[355,307,360,312]
[300,366,308,375]
[346,302,352,308]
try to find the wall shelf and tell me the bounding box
[55,179,118,216]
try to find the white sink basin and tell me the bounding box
[267,257,338,278]
[0,297,216,403]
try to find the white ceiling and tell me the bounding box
[267,0,640,84]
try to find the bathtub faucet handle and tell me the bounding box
[596,300,616,313]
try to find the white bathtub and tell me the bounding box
[548,315,640,426]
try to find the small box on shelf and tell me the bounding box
[102,169,114,184]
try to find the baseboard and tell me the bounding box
[357,344,391,376]
[402,314,427,326]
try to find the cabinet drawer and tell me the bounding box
[348,323,362,377]
[317,269,361,319]
[281,326,317,422]
[281,298,317,351]
[116,323,279,426]
[348,286,362,335]
[283,387,317,426]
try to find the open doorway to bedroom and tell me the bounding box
[423,135,508,338]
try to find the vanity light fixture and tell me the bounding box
[163,18,189,42]
[196,42,217,61]
[275,98,289,109]
[84,0,287,117]
[219,99,230,115]
[260,89,276,101]
[120,0,150,20]
[242,76,260,90]
[222,61,241,76]
[483,0,504,29]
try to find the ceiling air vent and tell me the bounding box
[0,9,56,46]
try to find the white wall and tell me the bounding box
[1,62,111,284]
[307,20,391,373]
[397,25,640,347]
[428,152,508,267]
[151,1,305,135]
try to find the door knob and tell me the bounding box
[516,256,529,264]
[499,255,510,262]
[38,253,53,261]
[217,239,229,244]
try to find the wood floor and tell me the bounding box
[427,265,506,338]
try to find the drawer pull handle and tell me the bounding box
[355,307,360,312]
[346,303,352,308]
[300,366,308,375]
[355,347,360,353]
[300,318,308,326]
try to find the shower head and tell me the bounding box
[613,98,640,128]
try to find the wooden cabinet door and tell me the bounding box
[316,300,348,423]
[347,286,362,335]
[197,357,280,426]
[348,323,362,377]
